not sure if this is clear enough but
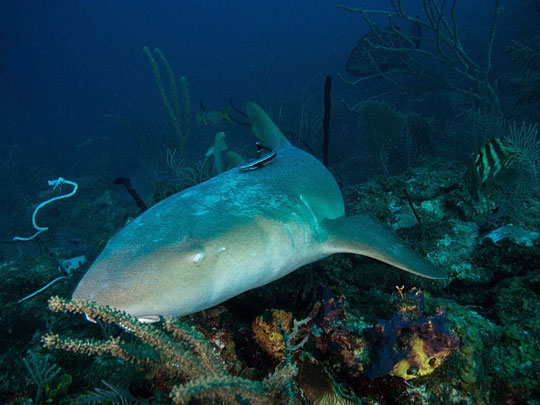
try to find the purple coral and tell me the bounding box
[366,288,459,379]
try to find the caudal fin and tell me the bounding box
[324,214,446,279]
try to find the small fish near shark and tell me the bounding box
[73,102,445,322]
[196,106,233,125]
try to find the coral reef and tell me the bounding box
[366,288,459,380]
[43,296,297,404]
[3,128,540,403]
[310,288,369,377]
[252,309,294,360]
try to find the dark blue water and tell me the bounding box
[1,0,505,172]
[2,1,358,170]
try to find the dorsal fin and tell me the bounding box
[246,102,290,150]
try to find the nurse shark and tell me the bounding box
[73,102,445,322]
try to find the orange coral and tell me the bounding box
[252,309,293,359]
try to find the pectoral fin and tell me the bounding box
[324,214,446,279]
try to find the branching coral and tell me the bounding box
[43,296,297,404]
[337,0,502,114]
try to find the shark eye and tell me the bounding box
[192,251,206,263]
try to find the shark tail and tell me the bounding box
[324,214,447,279]
[246,102,290,150]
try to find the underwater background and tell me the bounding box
[1,0,539,403]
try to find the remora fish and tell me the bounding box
[73,102,445,321]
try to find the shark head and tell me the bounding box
[72,204,285,319]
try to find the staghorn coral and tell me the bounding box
[43,296,297,405]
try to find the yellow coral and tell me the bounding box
[390,322,455,380]
[252,309,292,359]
